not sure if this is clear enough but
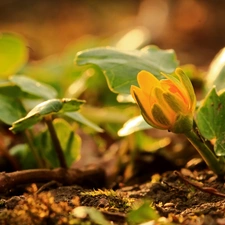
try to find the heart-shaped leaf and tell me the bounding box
[75,45,179,94]
[196,88,225,156]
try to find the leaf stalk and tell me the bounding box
[45,115,67,169]
[185,127,225,176]
[24,130,45,168]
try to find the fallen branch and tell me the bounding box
[0,165,105,194]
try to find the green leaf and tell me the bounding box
[214,134,225,156]
[10,98,85,132]
[127,201,159,225]
[196,88,225,156]
[65,111,104,132]
[22,36,102,97]
[206,48,225,91]
[0,94,26,125]
[10,75,58,99]
[196,88,223,139]
[0,82,23,97]
[73,206,110,225]
[10,144,37,169]
[54,119,81,167]
[60,98,85,112]
[0,33,28,77]
[40,119,81,168]
[118,115,151,136]
[75,45,179,94]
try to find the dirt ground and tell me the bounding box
[1,1,225,224]
[1,164,225,225]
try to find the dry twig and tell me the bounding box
[0,165,105,194]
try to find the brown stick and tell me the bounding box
[174,171,225,198]
[0,166,105,194]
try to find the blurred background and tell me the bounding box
[1,0,225,179]
[1,0,225,67]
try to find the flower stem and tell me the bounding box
[44,115,67,169]
[185,128,225,176]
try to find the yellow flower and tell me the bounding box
[130,68,196,133]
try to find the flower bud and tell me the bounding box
[130,68,196,133]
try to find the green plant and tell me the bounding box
[1,28,225,225]
[75,45,225,176]
[0,32,103,169]
[2,31,225,176]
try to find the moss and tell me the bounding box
[80,188,135,213]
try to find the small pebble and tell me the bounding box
[164,202,175,208]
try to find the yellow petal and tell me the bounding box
[151,104,171,129]
[163,92,186,113]
[130,85,149,108]
[137,70,160,95]
[160,79,189,105]
[131,85,152,116]
[131,85,159,128]
[175,68,196,113]
[154,87,175,116]
[130,85,140,102]
[141,110,163,129]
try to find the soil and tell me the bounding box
[0,1,225,224]
[1,165,225,225]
